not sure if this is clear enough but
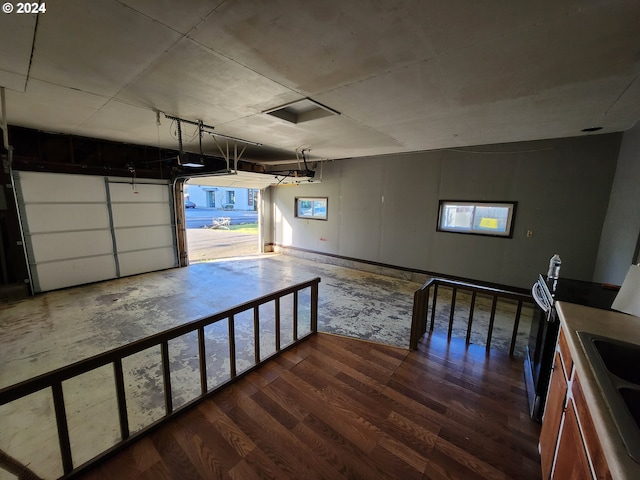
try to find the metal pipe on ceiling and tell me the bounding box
[163,113,262,147]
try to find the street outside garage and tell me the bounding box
[185,207,260,262]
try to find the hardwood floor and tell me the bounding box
[77,333,541,479]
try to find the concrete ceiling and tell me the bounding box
[2,0,640,165]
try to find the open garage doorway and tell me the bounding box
[183,173,274,263]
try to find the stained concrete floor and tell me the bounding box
[0,253,532,479]
[0,254,420,388]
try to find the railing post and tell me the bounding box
[293,290,299,341]
[485,296,499,352]
[410,281,435,349]
[509,300,524,356]
[228,315,237,378]
[51,382,73,474]
[161,341,173,415]
[466,291,477,345]
[448,287,457,339]
[198,326,207,395]
[113,359,130,440]
[254,306,261,364]
[410,289,421,350]
[311,282,319,333]
[275,297,281,352]
[430,283,438,332]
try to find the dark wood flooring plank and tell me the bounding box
[227,459,264,480]
[130,436,162,472]
[196,401,257,458]
[170,410,242,478]
[268,373,380,454]
[292,414,394,480]
[227,394,340,480]
[137,460,174,480]
[299,355,437,461]
[427,437,508,480]
[150,427,203,480]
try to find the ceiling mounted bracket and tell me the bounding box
[209,134,247,174]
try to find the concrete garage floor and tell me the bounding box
[0,255,420,389]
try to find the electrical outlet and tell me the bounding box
[526,230,534,238]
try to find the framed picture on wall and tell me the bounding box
[295,197,328,220]
[437,200,516,237]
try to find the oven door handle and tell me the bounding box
[532,282,551,313]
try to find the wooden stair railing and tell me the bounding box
[411,277,533,354]
[0,277,320,480]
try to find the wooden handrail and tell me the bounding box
[0,277,320,479]
[411,277,533,354]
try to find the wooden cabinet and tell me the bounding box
[553,398,591,479]
[539,328,611,480]
[540,351,567,479]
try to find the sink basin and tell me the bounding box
[592,338,640,385]
[620,388,640,429]
[577,332,640,463]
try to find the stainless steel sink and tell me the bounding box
[577,331,640,463]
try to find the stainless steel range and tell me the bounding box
[524,275,618,422]
[525,275,559,422]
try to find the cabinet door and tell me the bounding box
[540,351,568,479]
[552,398,592,479]
[572,375,612,479]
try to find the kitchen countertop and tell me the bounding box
[556,301,640,480]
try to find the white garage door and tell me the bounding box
[14,171,177,292]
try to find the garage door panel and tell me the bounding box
[118,248,176,277]
[23,204,110,233]
[15,171,177,293]
[33,256,117,292]
[111,203,172,228]
[115,226,174,252]
[109,182,169,203]
[28,230,114,263]
[18,172,106,203]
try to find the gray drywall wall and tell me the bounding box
[271,134,621,289]
[594,123,640,284]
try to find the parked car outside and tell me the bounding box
[185,200,196,209]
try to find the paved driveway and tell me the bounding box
[186,228,259,262]
[185,208,258,228]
